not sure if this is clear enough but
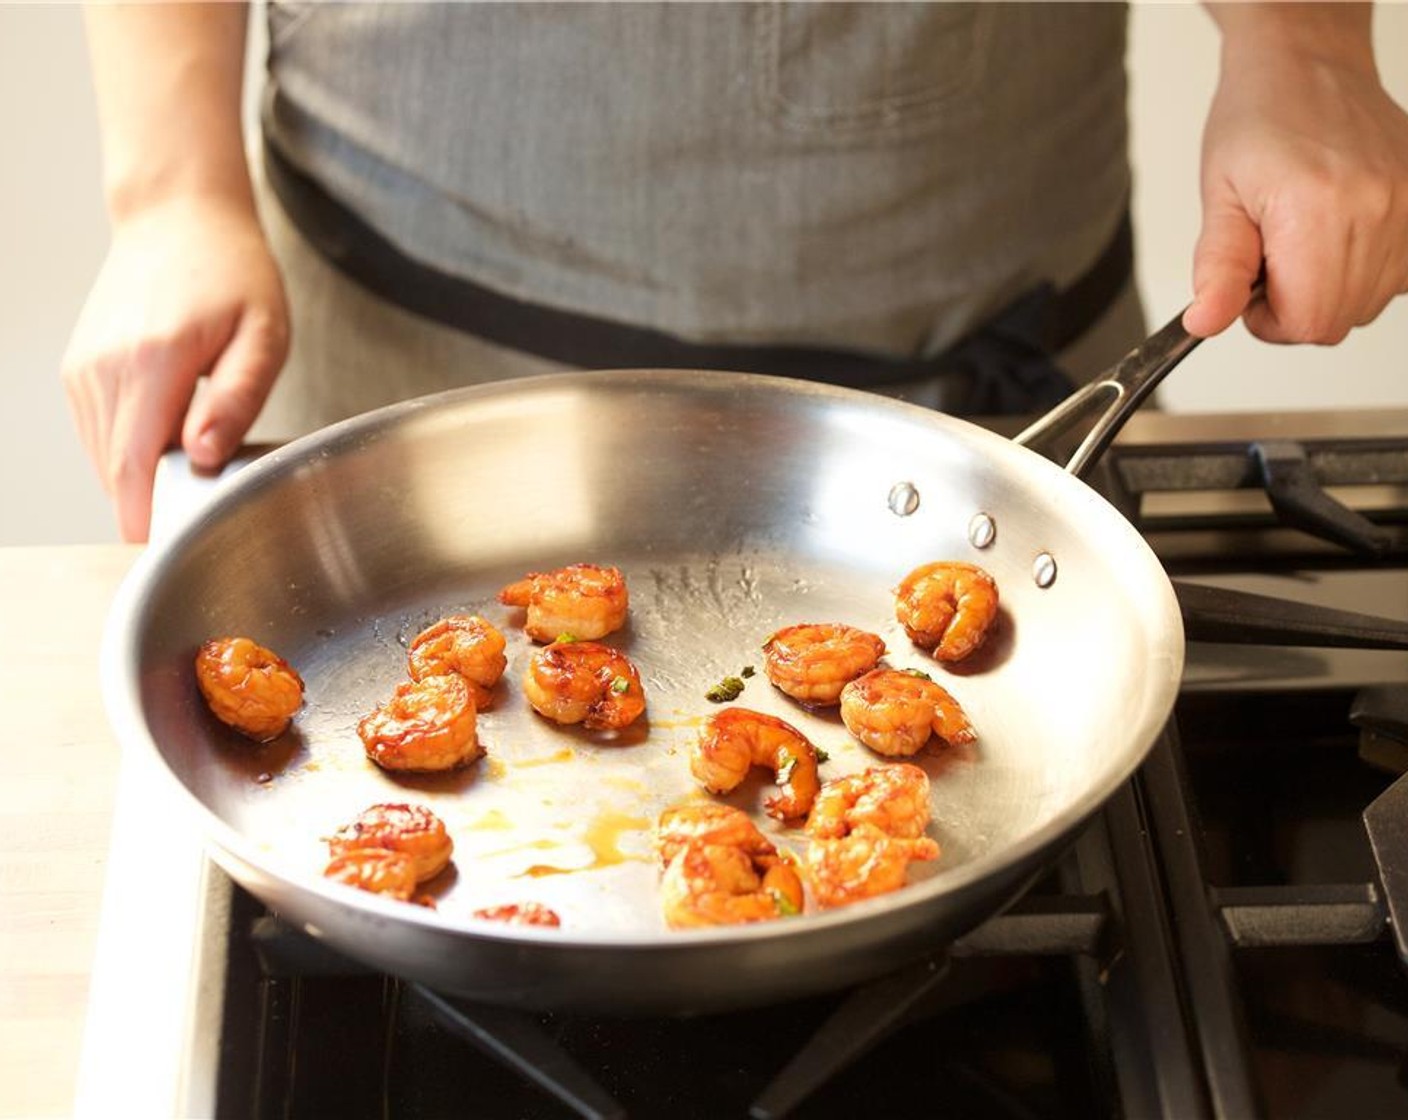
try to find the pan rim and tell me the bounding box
[101,368,1184,950]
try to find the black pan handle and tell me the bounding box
[1015,281,1266,480]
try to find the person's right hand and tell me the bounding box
[61,194,289,542]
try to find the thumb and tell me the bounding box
[182,307,289,469]
[1182,188,1264,339]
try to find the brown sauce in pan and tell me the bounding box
[517,808,650,878]
[466,808,514,831]
[512,747,576,768]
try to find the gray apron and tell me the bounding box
[253,2,1141,437]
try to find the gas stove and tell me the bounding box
[77,409,1408,1118]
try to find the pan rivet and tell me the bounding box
[1033,552,1058,589]
[968,512,996,549]
[888,482,920,517]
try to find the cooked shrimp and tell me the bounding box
[358,673,481,772]
[498,563,629,643]
[194,636,304,741]
[522,640,645,730]
[408,615,507,708]
[691,708,821,821]
[323,848,419,902]
[327,803,454,882]
[839,668,976,757]
[655,802,805,928]
[472,902,562,928]
[654,803,778,868]
[804,764,940,907]
[761,623,885,706]
[660,841,805,929]
[806,824,940,909]
[806,764,933,842]
[894,561,999,662]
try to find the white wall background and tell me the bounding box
[1132,3,1408,416]
[3,3,1408,545]
[1,4,110,544]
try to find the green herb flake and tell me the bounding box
[740,665,756,678]
[770,889,801,918]
[610,676,631,695]
[777,751,797,783]
[814,746,831,765]
[705,675,746,703]
[555,632,579,645]
[901,668,933,681]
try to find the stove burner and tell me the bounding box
[228,891,1108,1118]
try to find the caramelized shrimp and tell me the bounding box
[894,561,999,662]
[691,708,821,821]
[408,615,507,708]
[327,803,454,882]
[358,673,481,772]
[806,824,940,909]
[660,841,805,929]
[804,764,940,908]
[472,902,562,928]
[806,764,933,842]
[839,668,976,757]
[654,803,779,868]
[522,640,645,730]
[655,804,806,927]
[761,623,885,706]
[498,563,628,643]
[323,848,419,902]
[195,636,304,741]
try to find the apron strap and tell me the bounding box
[266,138,1131,415]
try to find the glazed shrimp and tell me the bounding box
[806,764,933,842]
[327,803,454,882]
[358,673,481,772]
[472,902,562,927]
[660,841,805,929]
[762,623,885,706]
[691,707,821,822]
[408,615,507,708]
[498,563,629,643]
[894,561,999,662]
[806,824,940,909]
[195,636,305,741]
[522,640,645,730]
[655,803,779,868]
[839,668,976,758]
[323,848,419,902]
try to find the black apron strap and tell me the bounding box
[947,282,1077,415]
[266,139,1132,415]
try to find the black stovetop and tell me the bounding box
[208,415,1408,1119]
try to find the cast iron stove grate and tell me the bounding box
[210,425,1408,1119]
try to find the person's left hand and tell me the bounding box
[1182,14,1408,343]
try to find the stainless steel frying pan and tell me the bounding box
[102,311,1200,1015]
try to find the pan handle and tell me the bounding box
[1013,282,1265,479]
[149,445,276,544]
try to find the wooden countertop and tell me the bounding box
[0,545,139,1119]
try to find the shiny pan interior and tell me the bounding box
[102,369,1183,1013]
